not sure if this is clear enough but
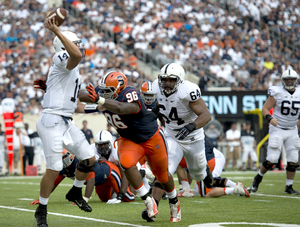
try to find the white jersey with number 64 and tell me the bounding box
[152,79,204,143]
[42,51,80,118]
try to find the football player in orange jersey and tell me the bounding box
[81,71,181,222]
[140,82,157,111]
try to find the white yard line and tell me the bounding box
[0,205,149,227]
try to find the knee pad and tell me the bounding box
[269,136,281,148]
[262,159,275,170]
[153,181,164,190]
[76,159,96,173]
[189,168,206,181]
[286,162,300,172]
[293,137,300,149]
[213,177,226,187]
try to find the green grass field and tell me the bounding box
[0,171,300,227]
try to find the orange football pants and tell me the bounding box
[118,128,169,183]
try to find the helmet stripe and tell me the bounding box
[148,82,152,91]
[103,72,114,83]
[289,69,290,75]
[99,130,103,141]
[164,63,171,74]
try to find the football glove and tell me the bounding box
[174,122,197,140]
[106,191,124,204]
[86,83,100,103]
[30,199,39,205]
[33,79,47,92]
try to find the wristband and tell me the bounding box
[97,97,105,105]
[116,191,125,201]
[84,105,100,113]
[265,114,273,123]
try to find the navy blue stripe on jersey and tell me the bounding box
[111,169,121,190]
[125,191,135,201]
[164,63,171,74]
[200,181,207,197]
[159,128,168,154]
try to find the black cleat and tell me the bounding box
[66,186,92,212]
[35,205,48,227]
[142,209,156,222]
[250,174,262,192]
[162,192,168,200]
[285,185,300,195]
[204,165,213,188]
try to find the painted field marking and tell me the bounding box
[189,222,300,227]
[0,205,149,227]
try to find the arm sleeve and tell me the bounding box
[52,51,70,72]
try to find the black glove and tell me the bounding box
[174,122,197,140]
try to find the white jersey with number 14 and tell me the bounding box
[42,51,80,118]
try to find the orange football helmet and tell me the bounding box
[99,71,127,100]
[140,82,156,105]
[62,149,75,168]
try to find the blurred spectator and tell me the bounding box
[81,120,95,144]
[224,122,241,171]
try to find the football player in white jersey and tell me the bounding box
[35,18,98,227]
[251,69,300,195]
[151,63,212,205]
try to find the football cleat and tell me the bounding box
[35,206,48,227]
[177,188,194,197]
[234,182,250,197]
[141,208,156,222]
[144,196,158,218]
[250,174,262,192]
[169,200,181,222]
[285,185,300,195]
[66,186,92,212]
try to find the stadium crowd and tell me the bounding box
[0,0,299,115]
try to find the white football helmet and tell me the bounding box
[53,31,82,53]
[281,69,299,90]
[140,82,156,105]
[95,130,113,157]
[158,63,185,95]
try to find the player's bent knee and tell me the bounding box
[262,159,275,170]
[286,162,300,172]
[76,159,96,173]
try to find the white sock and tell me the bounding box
[74,178,85,188]
[181,180,190,189]
[286,179,293,186]
[258,169,265,177]
[224,188,234,195]
[14,168,18,173]
[135,184,149,198]
[166,188,177,199]
[39,196,49,205]
[226,179,236,187]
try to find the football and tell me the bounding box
[47,7,67,27]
